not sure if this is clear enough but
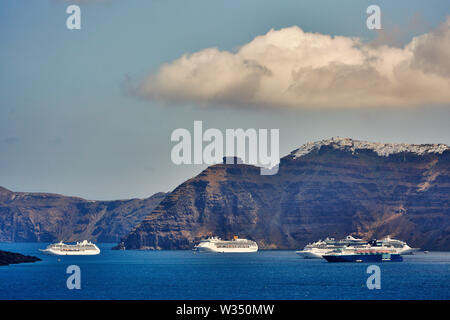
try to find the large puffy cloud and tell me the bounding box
[138,17,450,108]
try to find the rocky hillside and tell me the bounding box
[117,137,450,251]
[0,187,166,243]
[0,250,41,266]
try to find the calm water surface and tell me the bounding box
[0,243,449,300]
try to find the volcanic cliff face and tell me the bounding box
[118,138,450,251]
[0,187,166,243]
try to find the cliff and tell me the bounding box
[117,138,450,251]
[0,187,166,243]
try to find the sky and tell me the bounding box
[1,0,449,200]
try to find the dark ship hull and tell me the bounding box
[324,253,403,263]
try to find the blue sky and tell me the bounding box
[1,0,449,199]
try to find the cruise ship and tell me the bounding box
[296,235,418,259]
[40,240,100,255]
[323,247,403,263]
[296,235,367,259]
[371,236,419,255]
[193,236,258,253]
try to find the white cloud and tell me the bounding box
[137,17,450,109]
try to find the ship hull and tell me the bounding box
[398,247,420,255]
[324,254,403,263]
[195,246,258,253]
[295,250,324,259]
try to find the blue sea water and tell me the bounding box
[0,243,449,300]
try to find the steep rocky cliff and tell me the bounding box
[0,187,166,243]
[117,138,450,251]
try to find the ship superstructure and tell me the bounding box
[371,236,419,255]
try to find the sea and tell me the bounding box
[0,243,449,300]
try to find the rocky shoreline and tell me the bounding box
[0,250,41,266]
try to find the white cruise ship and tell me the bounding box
[296,235,366,259]
[369,236,419,255]
[40,240,100,255]
[193,236,258,253]
[296,235,418,259]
